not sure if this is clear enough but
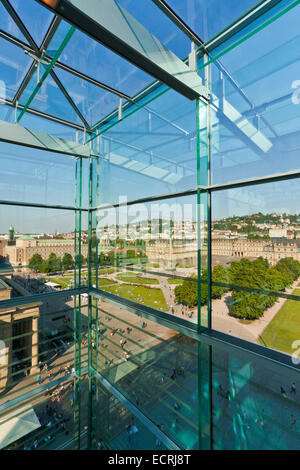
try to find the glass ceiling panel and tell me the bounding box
[0,103,14,123]
[211,1,300,107]
[9,0,54,47]
[0,1,29,43]
[55,67,121,127]
[19,110,81,141]
[100,86,197,205]
[166,0,259,42]
[16,20,78,124]
[0,36,33,100]
[204,0,300,185]
[60,27,154,97]
[18,68,82,126]
[116,0,191,59]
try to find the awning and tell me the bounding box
[0,405,41,449]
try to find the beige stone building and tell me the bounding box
[5,236,88,266]
[145,238,197,267]
[0,267,41,391]
[144,237,300,268]
[211,238,300,265]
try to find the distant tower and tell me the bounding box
[8,225,15,242]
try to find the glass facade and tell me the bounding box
[0,0,300,451]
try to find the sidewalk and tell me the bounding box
[212,278,300,344]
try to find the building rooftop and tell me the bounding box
[0,278,12,291]
[0,263,14,276]
[18,235,35,241]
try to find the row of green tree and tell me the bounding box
[29,248,147,273]
[174,257,300,320]
[28,253,84,273]
[98,249,147,266]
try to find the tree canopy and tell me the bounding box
[174,256,300,320]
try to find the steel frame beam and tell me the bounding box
[2,0,90,129]
[0,29,132,102]
[151,0,204,47]
[91,167,300,212]
[203,0,284,53]
[1,0,38,49]
[0,117,93,158]
[50,69,90,129]
[1,96,86,131]
[1,0,283,134]
[0,199,89,211]
[90,0,283,134]
[35,0,208,101]
[12,15,61,106]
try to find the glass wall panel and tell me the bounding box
[211,179,300,357]
[0,2,29,43]
[212,343,300,450]
[89,295,205,449]
[0,37,33,101]
[0,143,77,207]
[203,0,300,185]
[115,0,190,59]
[0,294,79,405]
[0,205,88,297]
[55,67,121,128]
[1,0,300,453]
[96,195,198,323]
[167,0,258,42]
[60,26,153,98]
[92,380,170,450]
[98,89,197,205]
[0,375,76,450]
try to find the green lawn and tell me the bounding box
[116,273,159,285]
[259,288,300,354]
[101,284,168,311]
[167,278,183,285]
[50,277,73,288]
[96,277,117,286]
[52,275,116,288]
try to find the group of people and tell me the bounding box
[49,384,65,404]
[24,401,71,450]
[280,382,296,398]
[170,367,185,381]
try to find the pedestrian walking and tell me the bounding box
[291,414,296,427]
[97,438,104,450]
[126,424,131,443]
[129,424,139,442]
[280,386,287,398]
[291,382,296,395]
